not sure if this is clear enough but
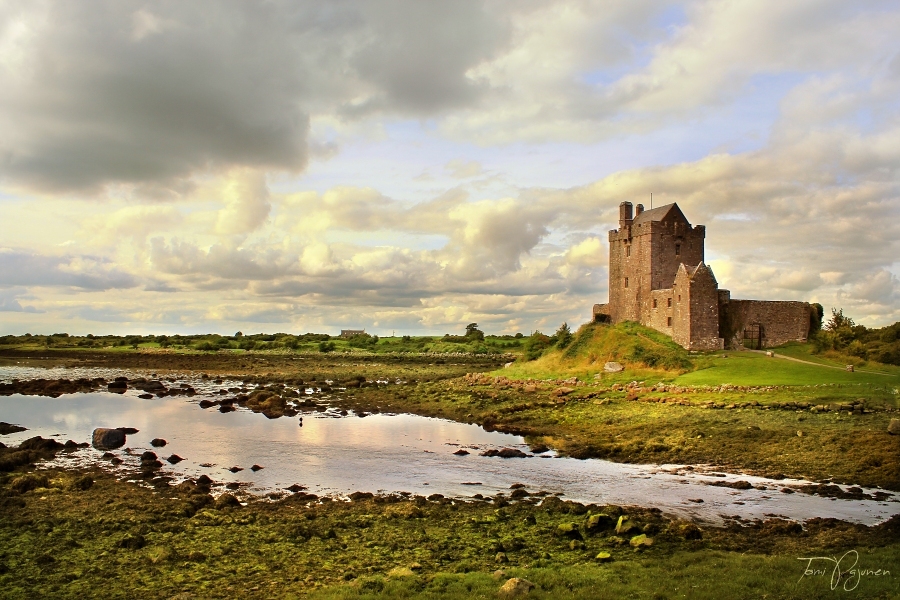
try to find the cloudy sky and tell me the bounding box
[1,0,899,336]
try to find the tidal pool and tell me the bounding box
[0,368,897,526]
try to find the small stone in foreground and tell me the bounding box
[596,551,613,562]
[888,419,900,435]
[630,534,653,548]
[498,577,536,598]
[92,428,126,450]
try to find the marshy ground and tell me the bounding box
[1,332,899,599]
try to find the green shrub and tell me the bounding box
[524,332,552,361]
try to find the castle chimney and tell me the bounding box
[619,201,633,228]
[635,204,644,216]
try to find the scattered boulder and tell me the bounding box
[556,522,582,540]
[250,464,264,472]
[150,438,167,447]
[552,387,575,397]
[888,419,900,435]
[671,522,702,540]
[586,513,614,532]
[72,475,94,491]
[595,551,613,562]
[452,449,470,456]
[166,454,184,464]
[0,422,27,435]
[497,448,528,458]
[498,577,535,598]
[107,380,127,393]
[630,534,653,548]
[19,436,64,452]
[228,466,243,473]
[604,362,624,373]
[140,451,158,461]
[214,493,241,509]
[615,516,637,535]
[10,473,50,494]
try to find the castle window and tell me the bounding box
[678,295,681,302]
[667,298,672,308]
[624,277,629,288]
[653,299,658,309]
[675,244,681,256]
[626,245,631,257]
[667,317,672,327]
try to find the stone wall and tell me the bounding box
[723,300,811,348]
[646,289,675,335]
[685,264,722,350]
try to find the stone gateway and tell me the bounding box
[592,202,812,350]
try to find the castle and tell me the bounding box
[592,202,813,350]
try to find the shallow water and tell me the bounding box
[0,367,897,526]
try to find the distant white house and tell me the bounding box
[340,329,365,338]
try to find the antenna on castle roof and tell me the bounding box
[650,192,653,209]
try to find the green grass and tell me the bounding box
[310,549,900,600]
[2,468,897,600]
[680,352,900,387]
[502,322,690,381]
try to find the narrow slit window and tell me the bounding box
[624,277,629,288]
[675,244,681,256]
[667,298,672,308]
[667,317,672,327]
[653,299,658,309]
[626,245,631,257]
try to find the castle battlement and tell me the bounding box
[593,202,812,351]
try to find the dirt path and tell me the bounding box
[744,349,897,377]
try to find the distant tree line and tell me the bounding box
[812,308,900,365]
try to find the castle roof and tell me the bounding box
[678,261,718,285]
[632,202,685,226]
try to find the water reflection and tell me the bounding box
[0,389,897,526]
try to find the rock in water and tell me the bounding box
[498,577,535,598]
[150,438,167,447]
[92,428,126,450]
[888,419,900,435]
[0,422,27,435]
[497,448,528,458]
[604,362,624,373]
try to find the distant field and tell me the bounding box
[678,350,900,387]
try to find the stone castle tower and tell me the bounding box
[594,201,812,350]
